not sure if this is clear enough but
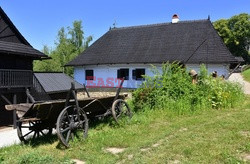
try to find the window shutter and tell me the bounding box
[85,70,94,80]
[117,69,121,79]
[132,70,136,80]
[141,69,145,80]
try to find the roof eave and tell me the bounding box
[0,50,48,59]
[67,61,238,67]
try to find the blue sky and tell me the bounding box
[0,0,249,50]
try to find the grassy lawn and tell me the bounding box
[242,69,250,82]
[0,98,250,163]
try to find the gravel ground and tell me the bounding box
[0,127,21,148]
[0,126,56,148]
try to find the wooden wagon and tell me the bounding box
[5,80,132,147]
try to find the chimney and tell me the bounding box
[172,14,179,23]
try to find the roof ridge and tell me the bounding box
[0,7,31,46]
[111,19,210,31]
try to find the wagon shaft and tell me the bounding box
[5,103,32,118]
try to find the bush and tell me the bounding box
[132,63,244,113]
[0,154,4,163]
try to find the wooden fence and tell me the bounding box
[0,69,33,88]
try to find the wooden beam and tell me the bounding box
[26,88,35,103]
[0,34,16,39]
[0,25,10,35]
[13,94,17,129]
[5,103,32,118]
[5,104,16,111]
[0,94,12,105]
[83,83,90,98]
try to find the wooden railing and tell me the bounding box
[0,69,33,88]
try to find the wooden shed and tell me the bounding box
[0,7,48,126]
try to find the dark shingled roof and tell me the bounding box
[67,19,241,66]
[0,40,47,58]
[0,7,47,59]
[34,73,84,94]
[0,7,30,46]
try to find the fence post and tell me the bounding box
[13,94,17,129]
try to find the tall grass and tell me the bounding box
[132,63,245,114]
[242,68,250,82]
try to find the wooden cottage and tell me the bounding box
[0,7,48,126]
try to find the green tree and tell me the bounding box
[34,20,92,76]
[213,13,250,62]
[33,46,61,72]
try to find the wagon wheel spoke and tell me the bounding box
[22,130,34,138]
[77,120,86,128]
[40,130,45,136]
[112,99,132,123]
[66,130,71,143]
[35,131,39,139]
[37,132,40,138]
[61,127,70,133]
[33,131,37,140]
[66,112,71,122]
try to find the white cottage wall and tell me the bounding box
[74,64,161,88]
[74,67,85,85]
[74,64,230,89]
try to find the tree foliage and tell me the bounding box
[34,20,92,76]
[213,13,250,62]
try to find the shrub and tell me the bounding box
[0,154,4,163]
[132,63,244,113]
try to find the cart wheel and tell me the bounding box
[112,99,132,123]
[17,120,52,142]
[56,106,88,148]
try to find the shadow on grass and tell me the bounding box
[22,133,58,148]
[88,114,133,130]
[23,132,88,150]
[19,114,133,149]
[89,117,116,128]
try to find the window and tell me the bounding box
[132,69,145,81]
[117,68,129,80]
[85,70,94,80]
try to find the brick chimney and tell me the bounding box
[172,14,179,23]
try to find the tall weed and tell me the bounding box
[132,63,244,114]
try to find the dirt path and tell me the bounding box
[228,73,250,94]
[0,127,21,148]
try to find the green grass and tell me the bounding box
[242,69,250,82]
[0,98,250,163]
